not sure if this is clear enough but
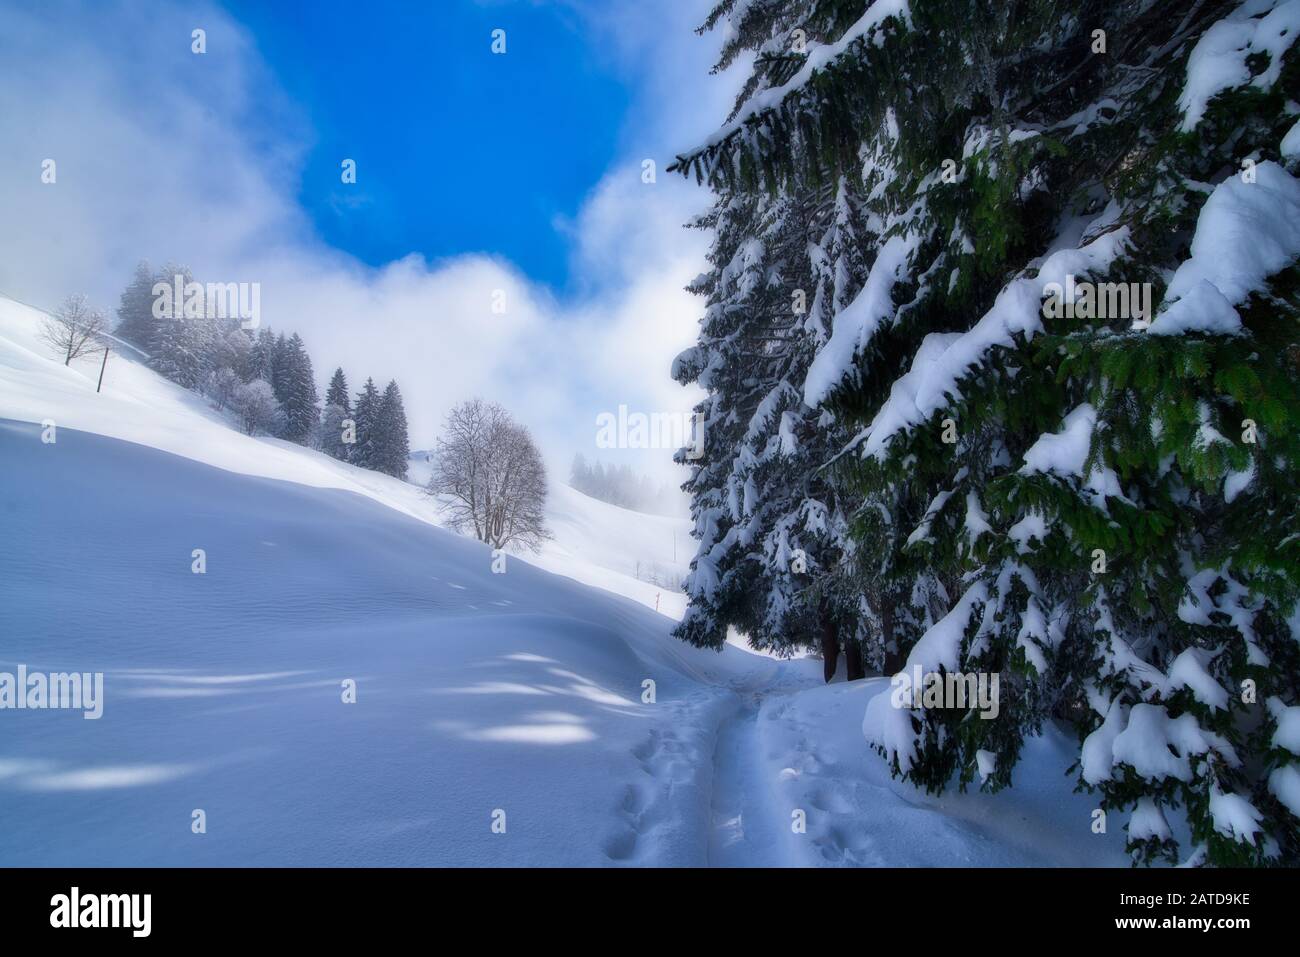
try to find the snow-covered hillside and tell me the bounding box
[410,449,692,620]
[0,292,689,613]
[0,294,1128,866]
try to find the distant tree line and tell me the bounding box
[111,260,409,479]
[569,454,682,516]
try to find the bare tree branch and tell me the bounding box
[40,294,105,366]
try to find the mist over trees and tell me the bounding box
[427,398,550,552]
[568,454,684,516]
[105,261,410,481]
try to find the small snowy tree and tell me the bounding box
[204,366,241,412]
[209,326,252,381]
[40,294,105,366]
[324,368,350,414]
[232,379,280,436]
[321,367,352,461]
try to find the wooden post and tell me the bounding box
[96,345,110,393]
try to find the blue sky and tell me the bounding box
[224,0,632,290]
[0,0,740,478]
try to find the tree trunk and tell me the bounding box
[880,597,905,675]
[820,617,840,684]
[844,639,865,681]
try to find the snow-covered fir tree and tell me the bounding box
[374,379,410,480]
[325,367,350,415]
[208,324,251,381]
[245,327,276,384]
[113,260,157,350]
[351,377,381,470]
[147,262,210,389]
[670,0,883,677]
[270,332,290,405]
[276,333,319,444]
[321,367,352,461]
[673,0,1300,865]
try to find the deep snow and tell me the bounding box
[0,293,1128,866]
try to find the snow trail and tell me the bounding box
[704,657,818,867]
[707,692,791,867]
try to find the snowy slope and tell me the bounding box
[0,419,756,865]
[0,293,1129,866]
[514,483,692,621]
[0,294,763,865]
[410,449,692,620]
[0,292,686,619]
[0,294,444,522]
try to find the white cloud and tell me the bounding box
[0,0,730,488]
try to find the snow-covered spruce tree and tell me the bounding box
[351,377,381,471]
[669,0,885,678]
[321,367,352,461]
[207,323,251,381]
[113,260,157,350]
[245,327,276,384]
[277,332,319,444]
[375,379,410,480]
[673,0,1300,865]
[147,263,211,389]
[325,367,350,416]
[270,332,290,405]
[569,453,591,491]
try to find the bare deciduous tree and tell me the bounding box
[426,399,550,552]
[40,294,105,366]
